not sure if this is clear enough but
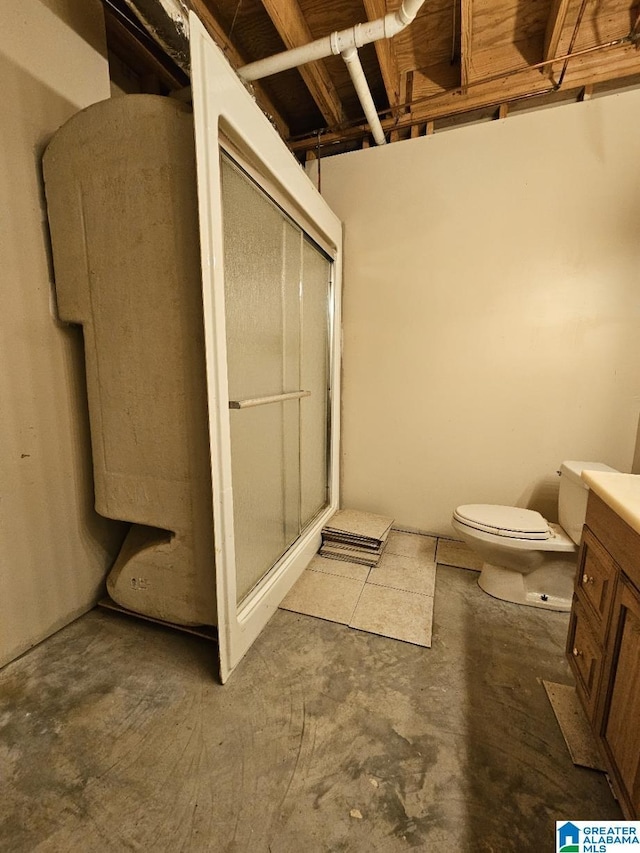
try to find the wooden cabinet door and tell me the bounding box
[601,578,640,819]
[577,528,618,641]
[567,598,604,722]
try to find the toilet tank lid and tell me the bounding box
[453,504,551,539]
[560,460,618,488]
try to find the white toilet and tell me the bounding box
[451,461,617,611]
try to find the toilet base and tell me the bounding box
[477,561,574,611]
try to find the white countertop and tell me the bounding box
[581,470,640,535]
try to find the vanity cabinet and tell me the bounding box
[567,491,640,819]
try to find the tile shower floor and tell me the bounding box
[280,530,482,647]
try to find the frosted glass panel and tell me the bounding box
[300,239,330,527]
[229,404,293,601]
[220,154,331,604]
[222,159,287,401]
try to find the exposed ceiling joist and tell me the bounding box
[290,37,640,154]
[543,0,573,66]
[460,0,473,92]
[259,0,345,126]
[410,41,639,118]
[108,0,640,158]
[561,41,640,87]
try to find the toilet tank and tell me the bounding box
[558,460,618,544]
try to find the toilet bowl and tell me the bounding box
[451,461,617,611]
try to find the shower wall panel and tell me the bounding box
[43,95,215,626]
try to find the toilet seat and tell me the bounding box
[453,505,552,540]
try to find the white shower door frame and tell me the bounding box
[190,14,342,683]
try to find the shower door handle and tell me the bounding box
[229,390,311,409]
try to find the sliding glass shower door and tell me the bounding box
[221,155,331,604]
[190,13,342,682]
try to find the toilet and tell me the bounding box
[451,461,617,611]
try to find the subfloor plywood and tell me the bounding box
[542,680,605,771]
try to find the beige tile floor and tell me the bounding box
[280,530,479,648]
[435,536,484,571]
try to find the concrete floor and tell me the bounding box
[0,565,621,852]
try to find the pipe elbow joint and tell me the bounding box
[394,0,425,30]
[399,0,424,25]
[384,12,405,39]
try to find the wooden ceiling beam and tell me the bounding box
[560,41,640,86]
[189,0,290,137]
[290,78,550,152]
[543,0,572,67]
[259,0,344,127]
[390,68,550,125]
[460,0,473,91]
[290,40,640,153]
[362,0,401,110]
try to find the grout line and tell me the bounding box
[348,577,369,623]
[364,581,435,598]
[391,525,441,537]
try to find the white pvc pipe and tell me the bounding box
[341,47,386,145]
[238,0,426,82]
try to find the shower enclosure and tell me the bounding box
[191,15,342,681]
[222,154,332,603]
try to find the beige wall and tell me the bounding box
[633,422,640,475]
[313,93,640,536]
[0,0,125,667]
